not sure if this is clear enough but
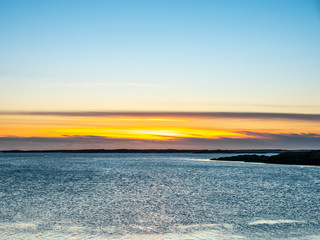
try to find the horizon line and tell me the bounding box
[0,148,299,153]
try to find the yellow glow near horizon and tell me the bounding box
[37,127,245,140]
[1,114,320,143]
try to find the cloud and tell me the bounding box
[0,135,175,150]
[222,102,320,109]
[173,132,320,150]
[36,82,175,88]
[1,111,320,121]
[1,133,320,150]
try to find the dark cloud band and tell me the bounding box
[1,133,320,150]
[1,111,320,121]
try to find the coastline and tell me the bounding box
[0,149,287,154]
[2,149,319,166]
[211,150,320,166]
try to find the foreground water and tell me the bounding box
[0,152,319,240]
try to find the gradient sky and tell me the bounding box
[1,0,320,150]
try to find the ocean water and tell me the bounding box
[0,152,319,240]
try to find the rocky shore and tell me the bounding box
[211,150,320,166]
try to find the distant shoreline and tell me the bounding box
[0,149,309,154]
[1,149,319,166]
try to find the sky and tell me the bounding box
[0,0,320,150]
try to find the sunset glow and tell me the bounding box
[1,111,320,150]
[1,0,320,150]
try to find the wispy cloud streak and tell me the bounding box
[36,82,175,88]
[1,111,320,121]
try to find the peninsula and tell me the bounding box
[211,150,320,166]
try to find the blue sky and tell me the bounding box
[1,0,320,149]
[1,0,320,112]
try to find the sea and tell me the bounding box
[0,152,319,240]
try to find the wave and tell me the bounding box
[0,223,242,240]
[0,222,37,230]
[248,219,306,225]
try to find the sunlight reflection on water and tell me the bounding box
[0,153,319,239]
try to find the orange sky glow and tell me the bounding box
[1,112,320,150]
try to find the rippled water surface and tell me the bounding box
[0,153,319,239]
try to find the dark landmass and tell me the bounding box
[2,149,319,166]
[0,149,285,154]
[211,150,320,166]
